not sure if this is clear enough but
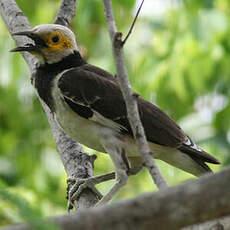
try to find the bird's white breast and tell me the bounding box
[50,73,160,158]
[51,72,123,153]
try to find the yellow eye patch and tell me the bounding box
[41,31,73,52]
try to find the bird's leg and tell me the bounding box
[126,156,144,175]
[67,172,115,211]
[127,166,143,176]
[95,169,128,206]
[67,146,143,209]
[121,149,143,175]
[95,147,129,206]
[66,167,142,210]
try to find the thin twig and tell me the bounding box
[103,0,168,189]
[122,0,145,46]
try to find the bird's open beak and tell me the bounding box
[10,31,47,52]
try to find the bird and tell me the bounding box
[11,24,220,206]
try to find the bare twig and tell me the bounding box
[102,0,168,189]
[122,0,145,46]
[2,167,230,230]
[0,0,99,210]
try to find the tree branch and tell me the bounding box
[102,0,168,189]
[0,0,99,210]
[182,218,227,230]
[2,167,230,230]
[54,0,78,26]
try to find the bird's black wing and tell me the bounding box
[58,66,186,148]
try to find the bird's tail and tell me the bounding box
[178,144,220,175]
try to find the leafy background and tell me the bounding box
[0,0,229,226]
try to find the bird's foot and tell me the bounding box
[67,172,116,211]
[67,177,103,211]
[66,167,142,210]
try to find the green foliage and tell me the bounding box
[0,0,229,227]
[0,181,59,230]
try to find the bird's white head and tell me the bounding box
[11,24,78,65]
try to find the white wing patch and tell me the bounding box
[184,136,202,152]
[60,89,127,133]
[90,110,127,132]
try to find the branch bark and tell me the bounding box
[102,0,168,189]
[2,167,230,230]
[54,0,78,26]
[0,0,99,209]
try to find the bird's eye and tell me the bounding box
[51,35,59,43]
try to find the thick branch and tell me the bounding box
[2,167,230,230]
[102,0,168,189]
[0,0,99,209]
[182,218,228,230]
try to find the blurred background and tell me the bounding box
[0,0,229,226]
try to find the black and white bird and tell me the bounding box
[11,24,220,205]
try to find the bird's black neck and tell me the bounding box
[34,51,86,111]
[38,50,86,73]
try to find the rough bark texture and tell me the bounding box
[182,218,230,230]
[102,0,168,189]
[1,167,230,230]
[0,0,99,209]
